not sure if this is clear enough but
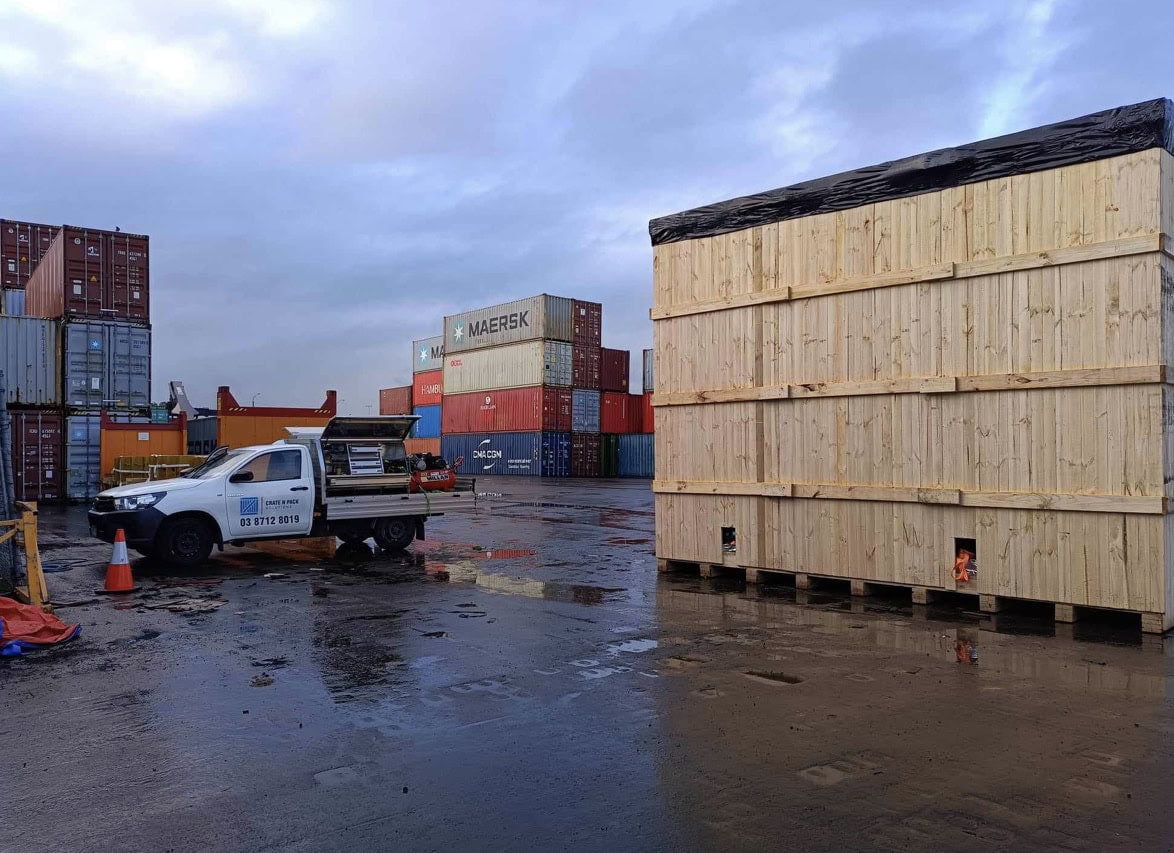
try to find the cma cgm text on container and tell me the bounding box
[444,295,573,354]
[442,432,571,477]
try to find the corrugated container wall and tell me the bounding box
[642,348,654,393]
[10,410,63,501]
[601,348,630,392]
[66,414,101,499]
[443,340,572,394]
[442,432,571,477]
[412,334,445,374]
[571,389,600,433]
[1,220,58,289]
[601,392,642,434]
[379,385,412,415]
[571,433,601,477]
[641,393,654,434]
[442,387,571,434]
[410,404,442,438]
[99,415,187,479]
[188,417,218,454]
[25,226,150,324]
[617,434,654,477]
[572,346,601,390]
[412,369,443,407]
[62,321,151,410]
[3,289,25,315]
[572,300,602,347]
[2,317,59,406]
[444,295,573,354]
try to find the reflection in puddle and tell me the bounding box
[606,638,658,655]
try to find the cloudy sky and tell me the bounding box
[0,0,1169,413]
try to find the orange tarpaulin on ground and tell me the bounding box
[0,597,80,651]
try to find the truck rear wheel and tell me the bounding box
[157,517,214,568]
[373,517,415,552]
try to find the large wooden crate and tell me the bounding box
[649,99,1174,632]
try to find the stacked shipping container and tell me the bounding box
[441,295,576,477]
[2,220,153,500]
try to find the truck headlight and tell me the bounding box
[114,492,166,511]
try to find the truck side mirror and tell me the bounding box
[230,470,255,484]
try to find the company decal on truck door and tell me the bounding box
[238,496,302,528]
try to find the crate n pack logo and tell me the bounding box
[239,497,260,516]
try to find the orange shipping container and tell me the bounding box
[100,411,188,476]
[216,385,337,448]
[379,385,412,415]
[413,369,443,407]
[404,438,441,456]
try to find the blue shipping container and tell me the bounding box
[411,404,441,438]
[571,389,600,433]
[617,434,654,478]
[3,288,25,316]
[442,432,571,477]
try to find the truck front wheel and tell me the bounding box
[157,517,214,568]
[373,517,415,552]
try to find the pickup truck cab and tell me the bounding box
[88,416,474,567]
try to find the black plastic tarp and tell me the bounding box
[649,98,1174,246]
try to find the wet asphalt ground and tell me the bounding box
[4,478,1174,852]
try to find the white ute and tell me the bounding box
[88,416,474,566]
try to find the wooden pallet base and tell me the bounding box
[656,558,1170,634]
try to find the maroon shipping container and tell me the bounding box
[571,432,601,477]
[641,392,654,434]
[601,392,643,433]
[601,348,630,392]
[572,300,602,347]
[572,345,601,390]
[25,226,149,323]
[379,385,412,415]
[9,410,64,501]
[1,220,59,290]
[442,387,571,433]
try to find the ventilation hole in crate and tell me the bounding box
[953,537,978,583]
[721,526,736,554]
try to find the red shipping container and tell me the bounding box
[572,345,601,390]
[601,347,630,392]
[9,410,64,501]
[601,392,643,433]
[571,432,600,477]
[379,385,412,415]
[25,226,149,324]
[442,387,571,433]
[641,392,654,434]
[1,220,59,290]
[413,369,443,407]
[572,300,602,347]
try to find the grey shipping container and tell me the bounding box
[444,294,573,354]
[412,334,445,373]
[2,316,59,405]
[188,416,218,454]
[571,389,600,433]
[642,348,654,393]
[3,289,25,316]
[63,320,151,410]
[66,414,101,499]
[617,434,654,477]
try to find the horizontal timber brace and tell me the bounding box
[651,480,1167,515]
[652,365,1166,407]
[650,234,1167,321]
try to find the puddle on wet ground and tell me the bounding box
[606,638,658,655]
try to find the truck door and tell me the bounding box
[224,447,315,539]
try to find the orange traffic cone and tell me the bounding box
[97,529,140,594]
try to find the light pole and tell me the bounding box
[251,393,260,407]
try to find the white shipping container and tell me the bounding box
[444,294,574,354]
[443,340,572,394]
[1,316,59,405]
[412,334,445,374]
